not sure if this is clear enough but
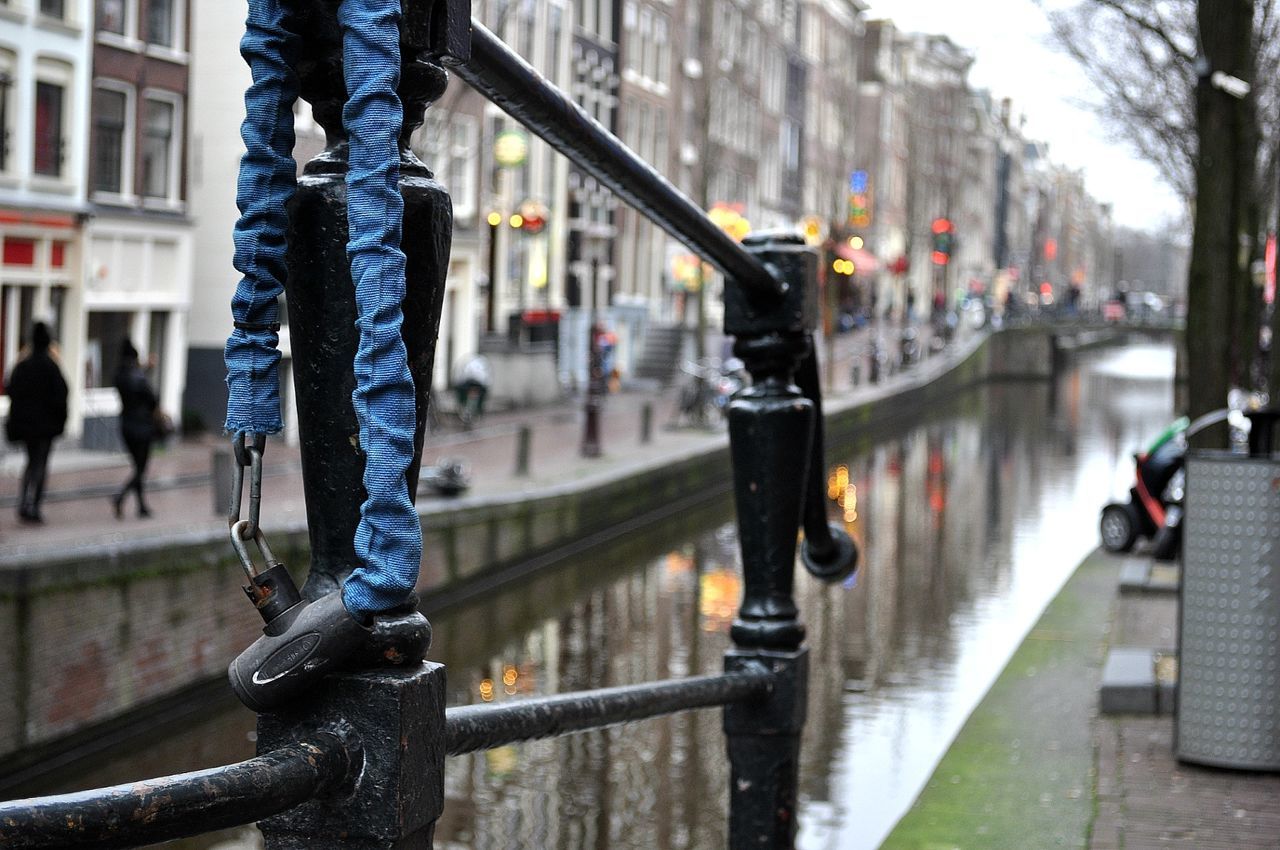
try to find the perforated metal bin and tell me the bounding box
[1177,451,1280,770]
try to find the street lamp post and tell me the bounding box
[581,259,603,457]
[485,212,500,334]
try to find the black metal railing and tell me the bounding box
[446,669,776,756]
[0,3,857,848]
[0,732,357,849]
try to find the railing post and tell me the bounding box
[256,612,445,849]
[252,3,469,847]
[722,233,817,849]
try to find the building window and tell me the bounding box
[39,0,65,19]
[148,309,168,391]
[414,112,478,220]
[654,13,668,86]
[146,0,174,47]
[141,96,177,199]
[34,82,64,178]
[93,86,130,194]
[85,311,132,390]
[0,285,37,384]
[98,0,127,34]
[781,118,799,171]
[3,237,35,265]
[0,70,12,173]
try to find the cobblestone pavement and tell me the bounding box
[1093,716,1280,849]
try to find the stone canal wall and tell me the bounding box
[0,324,1169,771]
[0,446,738,771]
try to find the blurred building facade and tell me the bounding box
[0,1,1139,449]
[0,0,92,436]
[855,18,911,321]
[82,0,193,448]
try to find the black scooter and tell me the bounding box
[1099,410,1230,561]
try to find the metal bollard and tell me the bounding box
[514,424,531,477]
[640,402,653,444]
[212,447,234,517]
[850,363,860,387]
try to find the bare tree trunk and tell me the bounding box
[1188,0,1258,444]
[1270,91,1280,396]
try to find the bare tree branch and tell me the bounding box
[1041,0,1278,222]
[1089,0,1197,63]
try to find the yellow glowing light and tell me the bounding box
[709,204,752,242]
[479,679,495,701]
[849,236,864,250]
[493,129,529,167]
[509,213,524,229]
[529,239,548,289]
[486,211,503,227]
[699,568,743,633]
[802,215,824,246]
[502,666,518,687]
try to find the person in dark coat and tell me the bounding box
[112,339,158,519]
[5,322,69,523]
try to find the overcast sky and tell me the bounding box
[866,0,1186,234]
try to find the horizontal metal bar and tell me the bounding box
[445,669,774,756]
[0,734,355,849]
[454,20,785,299]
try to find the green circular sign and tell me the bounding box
[494,129,529,168]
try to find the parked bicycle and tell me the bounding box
[672,357,746,428]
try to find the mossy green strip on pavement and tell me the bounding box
[882,550,1120,850]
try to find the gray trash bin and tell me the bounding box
[1177,438,1280,769]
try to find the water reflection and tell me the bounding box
[11,344,1173,850]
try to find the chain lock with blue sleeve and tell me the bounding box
[223,0,421,712]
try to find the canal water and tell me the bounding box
[17,342,1175,850]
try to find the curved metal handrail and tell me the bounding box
[0,732,356,850]
[454,20,785,300]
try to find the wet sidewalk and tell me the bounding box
[0,385,694,562]
[0,321,936,563]
[882,549,1280,850]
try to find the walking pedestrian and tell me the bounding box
[452,352,492,422]
[111,339,158,519]
[5,322,68,524]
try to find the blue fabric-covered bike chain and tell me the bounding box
[226,0,421,617]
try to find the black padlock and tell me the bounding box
[228,588,371,712]
[226,518,371,712]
